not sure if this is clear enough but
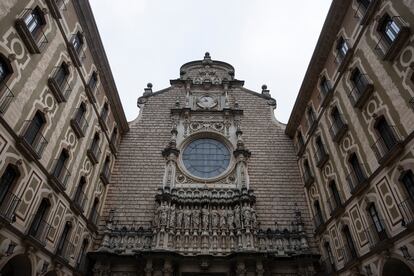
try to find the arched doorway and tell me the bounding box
[383,258,414,276]
[0,254,31,276]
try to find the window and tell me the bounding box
[100,102,109,122]
[357,0,371,10]
[53,62,69,88]
[56,222,71,255]
[378,15,401,44]
[77,239,89,270]
[182,138,230,179]
[320,77,331,96]
[303,160,312,178]
[315,137,327,158]
[53,150,69,179]
[329,181,342,208]
[29,199,50,237]
[74,177,85,204]
[0,55,12,86]
[89,72,98,90]
[336,37,349,61]
[72,32,84,54]
[111,127,118,144]
[400,170,414,202]
[24,111,45,146]
[91,133,100,152]
[324,242,335,270]
[349,153,365,183]
[0,165,19,205]
[24,7,45,38]
[314,200,324,227]
[368,204,385,234]
[89,198,99,225]
[75,103,86,123]
[374,117,397,151]
[343,226,357,258]
[306,106,316,131]
[351,68,365,92]
[101,156,111,183]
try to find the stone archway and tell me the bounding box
[382,258,414,276]
[0,254,32,276]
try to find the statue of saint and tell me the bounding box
[192,206,201,230]
[201,205,209,230]
[219,206,227,229]
[183,206,191,229]
[211,206,219,229]
[234,204,241,229]
[169,204,176,229]
[227,206,235,229]
[176,205,183,229]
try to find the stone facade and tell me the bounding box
[0,0,127,275]
[286,0,414,275]
[91,53,318,275]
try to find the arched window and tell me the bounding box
[111,127,118,145]
[319,76,331,97]
[0,54,12,86]
[52,149,70,189]
[313,200,324,228]
[378,14,401,44]
[336,37,349,63]
[23,111,46,156]
[329,180,342,212]
[72,32,84,54]
[342,226,357,260]
[73,177,86,211]
[374,116,399,153]
[296,130,305,156]
[75,102,86,122]
[400,170,414,202]
[302,159,314,186]
[89,198,100,226]
[367,203,387,241]
[324,242,336,272]
[329,106,347,142]
[100,156,111,184]
[56,221,72,258]
[100,102,109,122]
[76,239,89,271]
[306,106,316,132]
[349,153,366,185]
[53,62,69,89]
[29,199,51,244]
[88,71,98,90]
[315,136,328,168]
[357,0,371,11]
[88,133,101,165]
[71,102,88,138]
[0,165,20,221]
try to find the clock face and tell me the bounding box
[197,95,217,109]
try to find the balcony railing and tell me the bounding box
[49,160,71,191]
[0,191,21,223]
[15,9,49,54]
[0,85,14,114]
[348,74,373,108]
[27,217,53,246]
[374,16,410,61]
[346,165,368,195]
[56,241,74,262]
[70,111,88,138]
[364,219,389,249]
[87,144,101,165]
[398,197,414,228]
[73,191,87,214]
[67,34,86,68]
[18,120,48,160]
[327,195,343,217]
[371,126,403,165]
[329,115,348,143]
[100,165,111,185]
[303,169,314,188]
[354,0,379,25]
[47,66,72,103]
[335,40,353,73]
[315,147,329,168]
[313,212,325,233]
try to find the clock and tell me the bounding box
[197,95,217,109]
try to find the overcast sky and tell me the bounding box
[89,0,332,124]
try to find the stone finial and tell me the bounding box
[261,84,270,97]
[143,83,153,96]
[204,52,211,60]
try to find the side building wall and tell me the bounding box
[288,1,414,275]
[0,0,127,275]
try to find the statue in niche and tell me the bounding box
[242,203,252,228]
[183,206,191,229]
[192,206,201,230]
[227,206,235,229]
[176,205,183,229]
[153,203,161,228]
[251,208,258,229]
[201,205,209,230]
[211,206,219,229]
[160,202,169,226]
[234,205,241,229]
[219,206,227,229]
[169,204,176,229]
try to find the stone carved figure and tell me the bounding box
[154,203,162,228]
[211,206,219,229]
[192,206,201,230]
[201,205,209,230]
[251,208,257,229]
[169,204,176,229]
[219,206,227,229]
[227,206,235,229]
[183,206,191,229]
[160,202,169,226]
[234,205,241,229]
[176,205,183,229]
[242,203,251,228]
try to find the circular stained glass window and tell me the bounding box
[182,138,231,179]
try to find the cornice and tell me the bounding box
[285,0,351,137]
[72,0,129,133]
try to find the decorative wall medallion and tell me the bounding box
[197,95,217,109]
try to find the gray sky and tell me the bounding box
[89,0,332,124]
